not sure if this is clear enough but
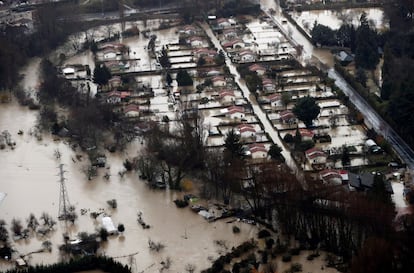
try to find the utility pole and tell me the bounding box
[58,164,72,221]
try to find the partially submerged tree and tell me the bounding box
[93,64,112,86]
[10,218,23,237]
[26,213,39,231]
[117,224,125,234]
[292,96,320,127]
[159,46,171,68]
[176,70,193,86]
[224,129,244,159]
[355,12,380,70]
[268,143,284,162]
[0,219,9,243]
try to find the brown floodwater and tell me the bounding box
[0,99,260,272]
[0,13,344,271]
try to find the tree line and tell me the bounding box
[311,12,382,70]
[380,0,414,148]
[136,110,414,272]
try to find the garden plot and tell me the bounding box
[167,49,193,57]
[290,7,389,35]
[244,20,296,59]
[169,56,194,64]
[318,125,367,149]
[279,69,313,77]
[171,63,197,69]
[285,75,320,84]
[276,83,315,93]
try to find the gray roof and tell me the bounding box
[348,172,393,193]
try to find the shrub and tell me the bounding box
[282,254,292,262]
[261,251,268,264]
[289,248,300,256]
[258,229,271,238]
[265,238,274,249]
[123,159,133,171]
[232,226,241,234]
[291,262,302,272]
[232,263,241,273]
[284,133,294,143]
[107,199,117,209]
[173,199,189,208]
[99,228,108,241]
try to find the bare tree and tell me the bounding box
[160,256,172,272]
[105,24,115,39]
[0,219,9,243]
[11,218,23,237]
[42,240,52,252]
[148,238,165,252]
[185,263,196,273]
[137,150,161,182]
[27,213,39,231]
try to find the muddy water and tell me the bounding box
[292,8,389,32]
[0,99,258,272]
[0,57,259,272]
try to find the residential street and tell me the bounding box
[201,22,304,185]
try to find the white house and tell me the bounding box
[212,76,226,87]
[106,91,122,104]
[180,25,198,35]
[299,128,314,141]
[262,78,275,92]
[219,90,235,104]
[193,48,217,59]
[249,143,268,159]
[206,69,221,77]
[237,124,256,139]
[108,76,122,88]
[124,104,140,118]
[62,67,75,77]
[305,147,328,167]
[223,28,238,39]
[249,64,266,76]
[106,91,131,104]
[222,39,245,49]
[268,93,282,108]
[239,50,256,63]
[279,110,297,125]
[226,106,245,120]
[319,169,343,185]
[103,48,117,60]
[187,36,205,47]
[216,18,232,29]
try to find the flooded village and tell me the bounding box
[1,0,414,273]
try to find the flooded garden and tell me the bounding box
[0,1,409,271]
[290,7,389,35]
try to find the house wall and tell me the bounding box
[252,151,267,159]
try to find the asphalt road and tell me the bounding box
[328,69,414,169]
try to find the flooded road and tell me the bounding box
[200,23,302,184]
